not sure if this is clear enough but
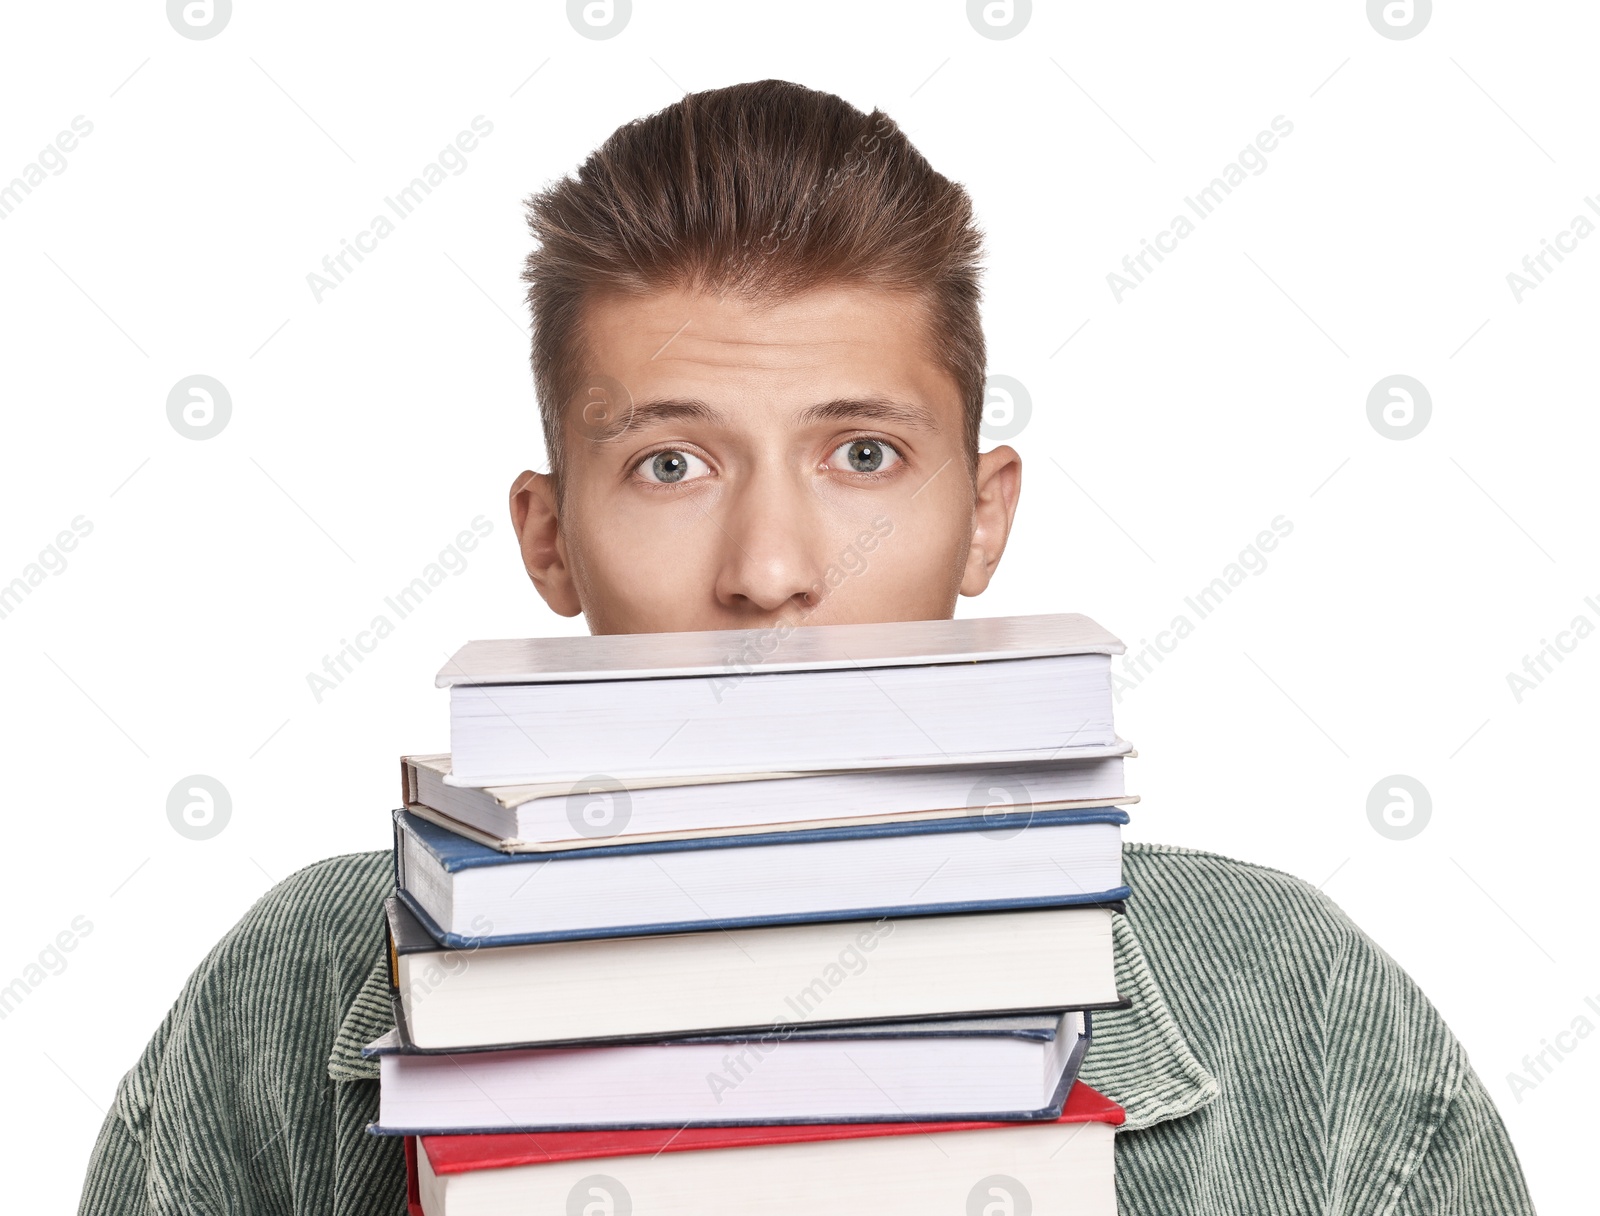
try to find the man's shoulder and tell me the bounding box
[177,850,392,1001]
[110,851,394,1142]
[1118,839,1404,993]
[1095,851,1528,1211]
[1115,838,1466,1074]
[1123,839,1353,928]
[245,849,392,922]
[216,849,391,957]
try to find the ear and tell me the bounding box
[509,470,583,617]
[959,446,1022,597]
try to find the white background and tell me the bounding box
[2,1,1594,1211]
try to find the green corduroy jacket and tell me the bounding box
[77,843,1536,1214]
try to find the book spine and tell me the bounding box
[392,813,407,892]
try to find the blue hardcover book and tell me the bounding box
[363,1008,1093,1135]
[393,805,1130,948]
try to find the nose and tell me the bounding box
[711,470,824,617]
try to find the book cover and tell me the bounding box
[398,803,1128,873]
[436,612,1124,687]
[381,895,1130,1048]
[413,1080,1126,1175]
[364,1011,1093,1134]
[392,805,1132,948]
[400,745,1138,854]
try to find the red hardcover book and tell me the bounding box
[419,1079,1123,1173]
[405,1081,1124,1215]
[403,1136,423,1216]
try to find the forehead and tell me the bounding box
[575,283,960,413]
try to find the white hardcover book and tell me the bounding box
[367,1011,1090,1133]
[436,613,1124,786]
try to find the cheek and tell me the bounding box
[566,493,722,627]
[879,521,968,589]
[813,502,969,622]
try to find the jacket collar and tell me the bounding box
[326,911,1219,1131]
[328,951,394,1084]
[1077,911,1221,1130]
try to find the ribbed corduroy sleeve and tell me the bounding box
[1318,910,1536,1216]
[75,852,402,1216]
[1392,1064,1536,1215]
[1110,844,1538,1216]
[77,1106,153,1215]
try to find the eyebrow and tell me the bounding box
[621,398,724,432]
[799,397,939,431]
[612,395,938,437]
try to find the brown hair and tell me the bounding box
[521,78,987,491]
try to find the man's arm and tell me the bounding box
[74,853,400,1216]
[78,1108,153,1216]
[1320,917,1536,1216]
[77,992,180,1216]
[74,965,262,1216]
[1113,844,1540,1214]
[1393,1064,1535,1216]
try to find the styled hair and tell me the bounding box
[520,78,987,490]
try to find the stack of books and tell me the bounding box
[366,613,1136,1215]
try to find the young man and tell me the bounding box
[78,80,1534,1215]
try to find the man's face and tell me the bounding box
[510,284,1021,634]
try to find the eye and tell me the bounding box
[828,437,902,475]
[635,448,710,485]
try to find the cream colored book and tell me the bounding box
[400,745,1136,853]
[386,896,1123,1049]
